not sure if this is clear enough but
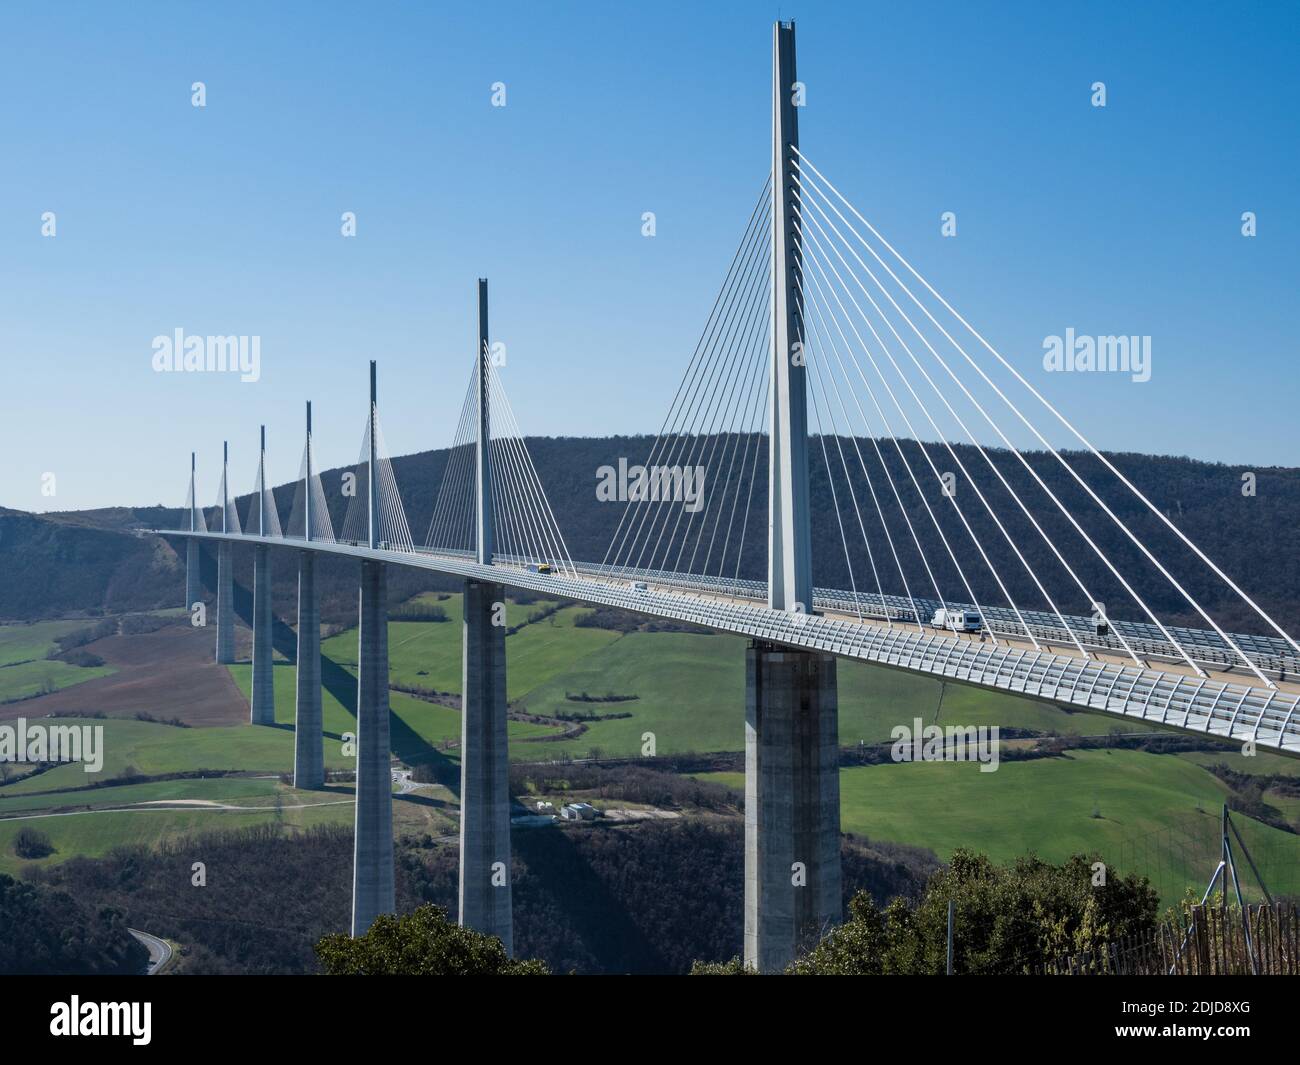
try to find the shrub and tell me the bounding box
[13,827,55,860]
[315,904,549,975]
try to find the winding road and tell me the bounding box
[128,927,172,975]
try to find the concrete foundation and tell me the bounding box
[294,551,324,789]
[250,544,274,725]
[459,579,513,953]
[185,539,201,613]
[744,641,841,972]
[215,542,235,665]
[352,560,394,936]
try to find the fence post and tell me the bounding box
[946,899,954,975]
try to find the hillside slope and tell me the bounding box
[4,436,1298,633]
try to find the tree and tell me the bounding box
[790,849,1159,975]
[314,904,550,975]
[785,892,895,975]
[0,873,147,975]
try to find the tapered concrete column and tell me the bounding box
[215,542,234,665]
[250,544,274,725]
[744,641,841,972]
[459,578,512,953]
[352,560,393,936]
[768,21,812,615]
[185,539,201,613]
[294,551,323,789]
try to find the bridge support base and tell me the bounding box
[251,544,274,725]
[185,539,201,613]
[744,642,841,973]
[215,542,234,665]
[294,551,323,789]
[459,579,513,953]
[352,560,394,936]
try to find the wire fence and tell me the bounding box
[1039,901,1300,975]
[1109,809,1300,909]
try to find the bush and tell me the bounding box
[13,827,55,859]
[689,956,753,975]
[50,619,117,655]
[134,712,191,728]
[58,649,105,668]
[789,849,1159,975]
[315,904,549,975]
[119,613,174,636]
[390,604,448,622]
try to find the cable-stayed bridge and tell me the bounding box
[155,23,1300,972]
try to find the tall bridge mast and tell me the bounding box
[367,360,379,550]
[768,19,812,614]
[747,19,842,974]
[461,278,514,952]
[476,278,494,565]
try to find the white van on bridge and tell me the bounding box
[930,608,983,633]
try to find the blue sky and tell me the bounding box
[1,0,1296,512]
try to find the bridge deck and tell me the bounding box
[162,530,1300,758]
[584,563,1300,680]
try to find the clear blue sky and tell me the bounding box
[1,0,1296,513]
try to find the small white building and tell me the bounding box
[561,802,599,821]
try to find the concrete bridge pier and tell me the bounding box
[250,544,275,725]
[459,578,513,953]
[294,550,324,789]
[352,559,394,936]
[185,539,201,613]
[215,541,235,665]
[744,641,841,973]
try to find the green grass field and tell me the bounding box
[226,661,562,769]
[328,594,621,701]
[0,619,117,703]
[0,620,96,666]
[7,599,1298,904]
[1176,747,1300,777]
[0,658,115,704]
[0,767,457,876]
[700,748,1300,907]
[520,632,749,756]
[0,717,306,794]
[0,751,458,875]
[517,630,1150,760]
[0,799,359,876]
[0,775,280,814]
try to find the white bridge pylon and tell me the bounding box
[424,343,576,576]
[596,112,1300,704]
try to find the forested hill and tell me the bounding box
[3,436,1298,634]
